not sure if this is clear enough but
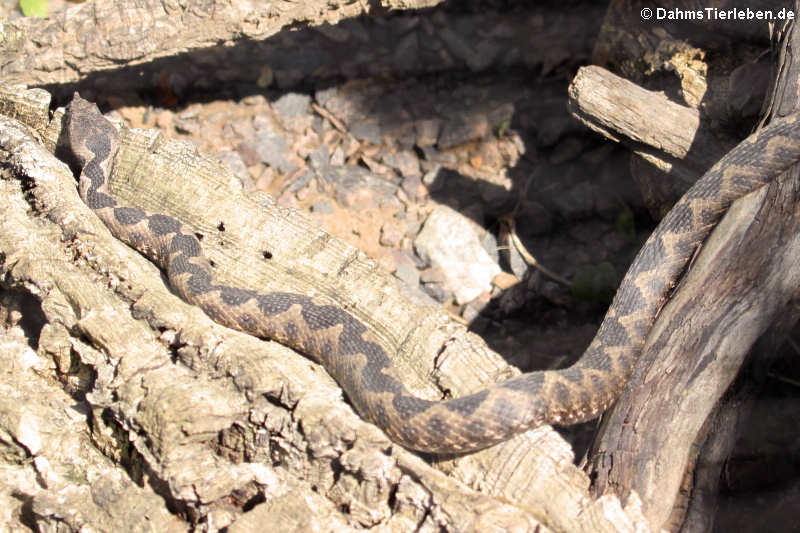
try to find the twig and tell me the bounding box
[311,102,348,133]
[500,216,572,287]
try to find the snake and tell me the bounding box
[64,92,800,454]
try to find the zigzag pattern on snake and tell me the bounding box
[65,93,800,453]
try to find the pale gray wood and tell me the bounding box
[0,0,441,87]
[577,22,800,533]
[0,82,654,532]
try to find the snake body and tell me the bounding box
[65,93,800,453]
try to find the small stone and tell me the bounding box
[438,114,489,149]
[461,292,492,322]
[215,150,251,189]
[341,135,361,158]
[420,281,448,303]
[481,231,500,263]
[310,199,334,214]
[415,119,441,147]
[349,119,382,145]
[252,114,273,131]
[492,271,520,290]
[309,144,330,170]
[255,130,296,173]
[379,220,406,248]
[422,164,442,186]
[419,267,446,284]
[273,93,311,118]
[283,169,313,194]
[421,146,458,167]
[401,174,425,200]
[315,86,337,108]
[311,115,326,135]
[254,166,275,191]
[376,253,397,274]
[506,243,529,279]
[393,254,420,289]
[330,146,345,166]
[230,118,256,140]
[174,116,200,134]
[273,93,313,133]
[242,94,267,106]
[235,141,261,167]
[318,165,398,208]
[361,155,395,180]
[414,205,501,304]
[382,150,420,178]
[394,124,418,150]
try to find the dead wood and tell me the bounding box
[0,0,601,101]
[0,0,442,88]
[570,19,800,533]
[8,2,795,532]
[568,65,736,172]
[568,65,740,216]
[0,82,653,532]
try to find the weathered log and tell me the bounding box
[574,16,800,533]
[568,65,742,216]
[0,0,441,87]
[0,81,652,531]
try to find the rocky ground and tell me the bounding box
[96,70,800,530]
[99,67,653,454]
[1,0,799,531]
[91,47,800,533]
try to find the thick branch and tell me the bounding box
[0,0,440,87]
[0,83,653,532]
[576,27,800,533]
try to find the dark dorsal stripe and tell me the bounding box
[65,93,800,453]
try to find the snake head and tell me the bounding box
[65,93,119,168]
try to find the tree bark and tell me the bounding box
[8,1,796,532]
[0,81,651,531]
[0,0,440,87]
[0,0,600,99]
[576,15,800,533]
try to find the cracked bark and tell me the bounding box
[570,11,800,532]
[0,74,647,533]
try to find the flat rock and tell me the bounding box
[273,92,311,118]
[317,165,398,208]
[414,205,501,304]
[255,129,296,173]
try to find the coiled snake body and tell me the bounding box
[65,94,800,453]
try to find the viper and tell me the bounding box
[65,93,800,453]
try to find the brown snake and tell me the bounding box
[65,93,800,453]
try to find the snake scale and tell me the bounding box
[65,93,800,453]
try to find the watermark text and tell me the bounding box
[640,6,795,21]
